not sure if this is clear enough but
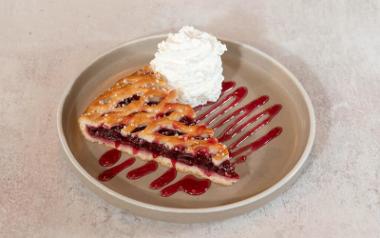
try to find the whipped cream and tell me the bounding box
[150,26,227,107]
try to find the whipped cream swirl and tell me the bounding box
[150,26,227,107]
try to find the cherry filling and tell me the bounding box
[116,95,140,108]
[179,116,196,126]
[130,125,147,133]
[146,101,160,106]
[87,125,238,179]
[158,128,184,136]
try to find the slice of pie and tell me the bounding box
[79,67,238,185]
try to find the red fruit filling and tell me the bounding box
[115,95,140,108]
[86,124,238,179]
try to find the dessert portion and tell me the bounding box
[79,67,238,185]
[150,26,227,107]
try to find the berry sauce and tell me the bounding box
[98,157,135,182]
[99,149,121,167]
[126,161,158,180]
[150,167,177,190]
[160,175,211,197]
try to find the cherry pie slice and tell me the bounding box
[79,67,238,185]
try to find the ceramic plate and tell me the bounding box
[57,35,315,223]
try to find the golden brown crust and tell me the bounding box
[79,67,230,166]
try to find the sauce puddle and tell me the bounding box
[160,175,211,197]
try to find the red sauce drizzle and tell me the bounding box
[98,157,135,182]
[197,81,283,157]
[211,95,268,128]
[114,141,121,148]
[132,147,139,155]
[221,81,236,92]
[193,81,236,112]
[230,127,283,157]
[221,104,282,148]
[99,149,121,167]
[150,160,177,189]
[160,175,211,197]
[196,87,247,121]
[150,167,177,189]
[127,161,158,180]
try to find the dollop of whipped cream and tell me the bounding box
[150,26,227,107]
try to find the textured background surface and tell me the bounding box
[1,1,379,237]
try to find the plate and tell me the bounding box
[57,34,315,223]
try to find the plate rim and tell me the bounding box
[57,34,316,214]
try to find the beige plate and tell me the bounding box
[57,35,315,223]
